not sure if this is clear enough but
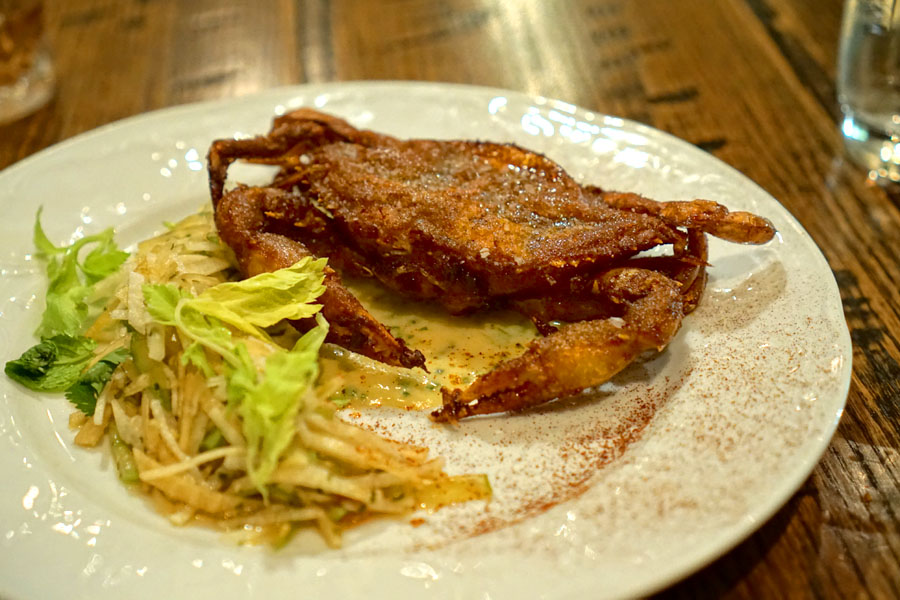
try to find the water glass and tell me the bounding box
[837,0,900,182]
[0,0,54,125]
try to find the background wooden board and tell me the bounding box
[1,1,898,597]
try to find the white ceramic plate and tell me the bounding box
[0,82,850,599]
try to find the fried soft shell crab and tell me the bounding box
[207,109,775,422]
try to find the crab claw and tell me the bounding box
[431,268,683,422]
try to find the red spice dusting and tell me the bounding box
[397,369,688,551]
[464,397,661,542]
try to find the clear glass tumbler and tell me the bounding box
[0,0,54,125]
[837,0,900,182]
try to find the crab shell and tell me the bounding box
[208,109,775,421]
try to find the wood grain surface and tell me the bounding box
[2,0,899,597]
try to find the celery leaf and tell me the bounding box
[189,257,326,334]
[143,257,329,493]
[238,315,328,492]
[32,209,129,337]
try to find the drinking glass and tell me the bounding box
[838,0,900,182]
[0,0,54,125]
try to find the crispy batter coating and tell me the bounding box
[215,185,425,370]
[436,268,684,420]
[208,109,776,421]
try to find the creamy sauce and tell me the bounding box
[316,277,539,411]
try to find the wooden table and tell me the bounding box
[2,1,898,597]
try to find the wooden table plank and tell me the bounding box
[629,1,900,597]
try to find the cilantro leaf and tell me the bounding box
[65,348,128,416]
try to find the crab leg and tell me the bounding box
[510,227,709,337]
[586,187,776,245]
[432,267,684,422]
[208,109,369,206]
[215,184,426,370]
[629,228,709,314]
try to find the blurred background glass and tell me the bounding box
[0,0,54,125]
[838,0,900,183]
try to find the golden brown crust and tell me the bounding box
[208,108,776,420]
[431,268,684,422]
[215,185,425,370]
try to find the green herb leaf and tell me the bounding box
[143,283,189,325]
[143,256,327,366]
[189,257,326,336]
[181,342,214,377]
[65,347,129,416]
[41,281,92,338]
[237,314,328,492]
[329,395,352,409]
[4,335,97,392]
[32,209,129,337]
[81,240,130,284]
[33,207,65,257]
[178,304,241,368]
[142,257,329,494]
